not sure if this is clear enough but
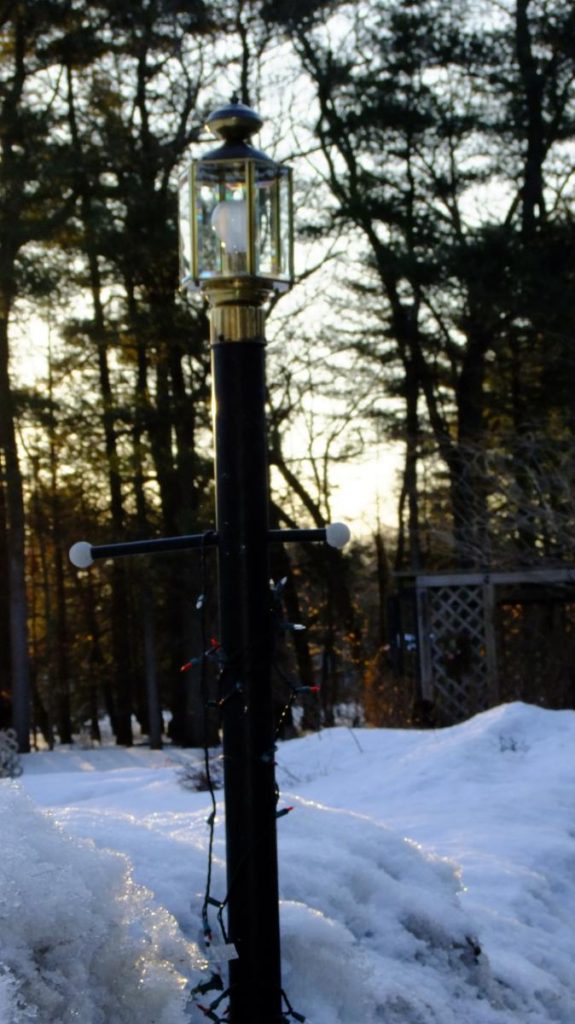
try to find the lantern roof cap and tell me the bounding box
[205,97,263,144]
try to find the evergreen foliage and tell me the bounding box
[1,0,574,743]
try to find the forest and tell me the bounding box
[1,0,574,751]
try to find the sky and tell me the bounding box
[10,53,402,543]
[328,444,403,534]
[15,310,401,538]
[2,700,574,1023]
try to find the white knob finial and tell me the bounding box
[69,541,94,569]
[325,522,351,549]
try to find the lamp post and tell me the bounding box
[70,97,350,1024]
[178,99,292,1024]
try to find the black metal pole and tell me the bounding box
[68,336,350,1022]
[212,334,284,1024]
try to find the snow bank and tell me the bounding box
[0,782,194,1024]
[13,701,575,1024]
[275,703,575,1022]
[278,806,512,1024]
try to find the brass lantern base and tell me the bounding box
[209,303,266,345]
[205,277,270,344]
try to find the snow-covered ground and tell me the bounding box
[2,702,574,1023]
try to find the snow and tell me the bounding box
[2,702,574,1023]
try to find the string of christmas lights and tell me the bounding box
[185,560,308,1023]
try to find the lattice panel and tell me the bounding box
[410,570,575,724]
[426,585,490,723]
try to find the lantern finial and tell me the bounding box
[206,100,263,144]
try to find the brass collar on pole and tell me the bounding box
[209,304,266,345]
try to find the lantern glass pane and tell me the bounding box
[178,171,192,286]
[195,161,249,278]
[254,163,276,277]
[278,169,292,281]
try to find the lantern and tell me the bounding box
[178,100,293,301]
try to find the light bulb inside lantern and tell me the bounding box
[211,199,248,253]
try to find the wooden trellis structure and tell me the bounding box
[394,568,575,724]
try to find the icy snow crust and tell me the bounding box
[0,784,195,1023]
[1,701,573,1023]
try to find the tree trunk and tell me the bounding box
[129,322,162,748]
[269,505,317,733]
[515,0,546,238]
[374,528,390,651]
[0,456,12,697]
[452,328,490,567]
[47,361,72,743]
[67,63,133,745]
[396,358,423,572]
[0,308,30,751]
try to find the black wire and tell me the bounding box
[282,989,306,1022]
[274,687,298,742]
